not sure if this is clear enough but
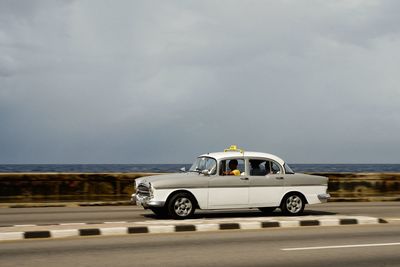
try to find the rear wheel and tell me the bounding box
[167,193,196,219]
[280,193,305,215]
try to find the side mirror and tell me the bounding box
[201,169,210,176]
[180,167,186,172]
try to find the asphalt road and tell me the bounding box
[0,202,399,225]
[1,224,399,267]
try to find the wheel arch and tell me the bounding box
[166,189,200,209]
[280,191,308,206]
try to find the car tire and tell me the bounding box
[280,193,305,216]
[167,192,196,219]
[258,207,276,214]
[150,207,168,218]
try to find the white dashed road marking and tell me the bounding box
[282,242,400,251]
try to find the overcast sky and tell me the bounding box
[0,0,399,164]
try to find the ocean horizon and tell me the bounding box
[1,164,400,173]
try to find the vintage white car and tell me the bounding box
[134,146,330,219]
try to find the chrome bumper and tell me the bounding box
[134,193,165,208]
[318,193,331,202]
[130,194,136,204]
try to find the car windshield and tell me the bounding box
[189,157,217,174]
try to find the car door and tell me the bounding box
[208,158,249,209]
[248,159,285,207]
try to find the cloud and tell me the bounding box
[0,55,17,77]
[0,0,400,163]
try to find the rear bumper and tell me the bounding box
[318,193,331,202]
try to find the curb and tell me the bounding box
[0,217,388,242]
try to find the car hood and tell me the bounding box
[136,172,208,189]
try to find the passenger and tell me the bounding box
[224,159,241,176]
[250,160,264,176]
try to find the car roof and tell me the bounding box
[199,151,285,166]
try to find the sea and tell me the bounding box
[0,164,400,173]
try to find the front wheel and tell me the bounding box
[280,193,305,215]
[167,193,196,219]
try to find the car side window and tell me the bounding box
[249,159,282,175]
[219,159,244,176]
[249,159,267,176]
[270,161,282,174]
[205,158,217,175]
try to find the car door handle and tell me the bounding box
[240,177,249,180]
[275,177,284,180]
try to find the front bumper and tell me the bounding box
[134,193,165,208]
[318,193,331,202]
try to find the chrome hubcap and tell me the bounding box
[174,197,192,217]
[286,195,302,213]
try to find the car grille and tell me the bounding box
[137,183,150,197]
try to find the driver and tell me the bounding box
[223,159,241,176]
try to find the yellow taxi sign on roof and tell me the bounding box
[224,145,244,153]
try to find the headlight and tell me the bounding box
[134,178,142,189]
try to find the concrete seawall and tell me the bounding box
[318,173,400,201]
[0,173,155,203]
[0,172,399,203]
